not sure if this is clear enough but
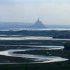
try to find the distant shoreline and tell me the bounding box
[1,28,70,31]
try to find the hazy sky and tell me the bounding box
[0,0,70,25]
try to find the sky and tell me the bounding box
[0,0,70,25]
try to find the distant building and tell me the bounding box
[31,19,46,29]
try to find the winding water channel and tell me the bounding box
[0,46,68,64]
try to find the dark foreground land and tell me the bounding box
[0,61,70,70]
[0,30,70,70]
